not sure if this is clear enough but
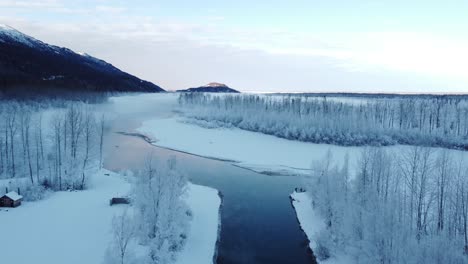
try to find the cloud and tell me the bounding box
[1,2,467,93]
[244,31,468,82]
[95,5,126,14]
[0,0,60,8]
[0,0,129,15]
[350,32,468,79]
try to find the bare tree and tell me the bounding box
[436,150,452,233]
[6,104,18,178]
[23,110,33,184]
[111,210,135,264]
[99,114,106,169]
[52,114,63,190]
[80,110,94,189]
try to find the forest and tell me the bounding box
[309,147,468,263]
[0,100,106,199]
[178,93,468,149]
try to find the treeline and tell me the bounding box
[0,101,106,199]
[272,92,468,100]
[0,89,113,102]
[309,148,468,263]
[178,93,468,149]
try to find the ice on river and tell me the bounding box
[138,117,362,176]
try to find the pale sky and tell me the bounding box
[1,0,467,92]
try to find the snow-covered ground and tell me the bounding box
[176,184,221,264]
[0,169,130,264]
[137,114,468,177]
[0,169,221,264]
[138,118,362,175]
[291,192,352,264]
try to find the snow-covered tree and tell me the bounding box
[307,147,468,264]
[178,93,468,149]
[0,100,103,199]
[132,155,190,263]
[105,210,137,264]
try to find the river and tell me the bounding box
[101,94,316,264]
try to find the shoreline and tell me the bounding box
[213,190,224,264]
[289,193,317,263]
[290,191,351,264]
[117,130,311,176]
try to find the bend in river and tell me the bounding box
[102,97,316,264]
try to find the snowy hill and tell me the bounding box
[178,82,240,93]
[0,24,164,96]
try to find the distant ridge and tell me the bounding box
[178,82,240,93]
[0,24,164,96]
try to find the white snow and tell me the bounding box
[176,184,221,264]
[0,168,221,264]
[0,169,130,264]
[0,24,36,47]
[3,191,23,201]
[290,192,352,264]
[42,75,64,81]
[136,108,468,177]
[137,117,362,175]
[202,82,228,87]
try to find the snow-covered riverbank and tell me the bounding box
[137,116,468,178]
[290,192,351,264]
[137,118,361,176]
[176,184,221,264]
[0,170,221,264]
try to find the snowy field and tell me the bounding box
[0,169,130,264]
[291,192,352,264]
[138,117,362,175]
[0,169,221,264]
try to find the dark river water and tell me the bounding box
[102,101,316,264]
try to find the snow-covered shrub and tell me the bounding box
[20,184,48,201]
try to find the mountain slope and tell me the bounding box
[0,24,164,96]
[178,82,240,93]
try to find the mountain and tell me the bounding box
[0,24,164,96]
[178,82,240,93]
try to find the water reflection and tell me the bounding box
[102,96,315,264]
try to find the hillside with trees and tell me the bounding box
[0,25,164,98]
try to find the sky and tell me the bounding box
[0,0,467,93]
